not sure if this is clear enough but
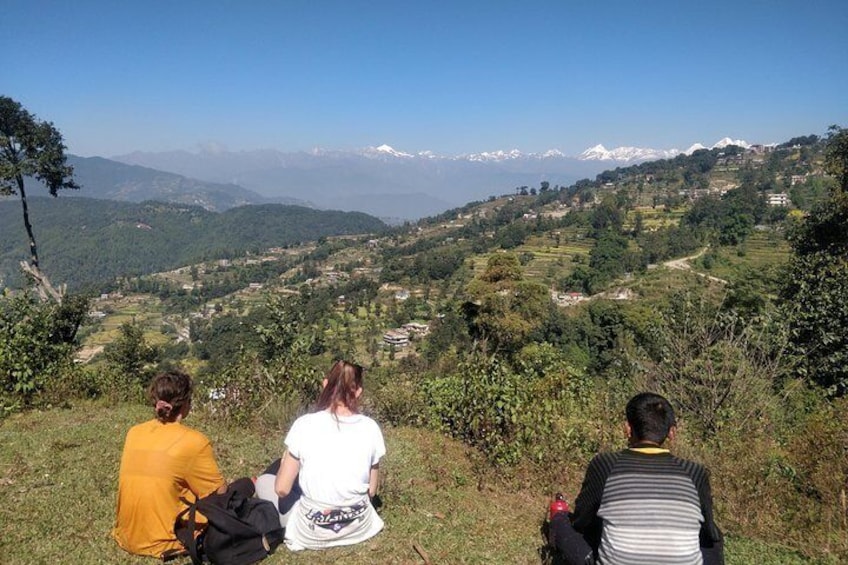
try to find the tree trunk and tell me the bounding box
[19,261,64,302]
[15,173,39,269]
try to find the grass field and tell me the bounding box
[692,230,792,285]
[0,401,824,564]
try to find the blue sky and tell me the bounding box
[3,0,846,157]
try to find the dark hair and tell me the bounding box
[625,392,676,444]
[315,360,364,415]
[148,370,193,423]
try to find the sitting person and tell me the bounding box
[113,370,226,558]
[549,392,724,565]
[257,360,386,551]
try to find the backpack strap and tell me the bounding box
[172,496,203,565]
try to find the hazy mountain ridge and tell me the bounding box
[61,155,312,212]
[112,137,761,219]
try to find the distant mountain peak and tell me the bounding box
[685,143,707,154]
[579,144,679,162]
[712,137,750,149]
[462,149,524,162]
[578,136,753,162]
[367,144,413,158]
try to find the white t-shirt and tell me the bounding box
[283,410,386,551]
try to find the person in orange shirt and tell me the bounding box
[113,370,226,558]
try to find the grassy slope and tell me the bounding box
[0,402,819,564]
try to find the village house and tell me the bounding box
[767,193,791,207]
[552,290,586,306]
[324,270,349,284]
[402,322,430,336]
[382,329,410,348]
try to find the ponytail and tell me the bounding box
[314,360,364,415]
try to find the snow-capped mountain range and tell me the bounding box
[353,137,751,164]
[112,136,756,220]
[576,137,750,162]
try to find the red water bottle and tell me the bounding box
[548,492,570,520]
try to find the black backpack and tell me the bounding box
[173,477,284,565]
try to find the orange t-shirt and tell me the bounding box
[112,419,225,558]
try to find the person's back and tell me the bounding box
[265,360,386,552]
[290,409,383,506]
[549,392,723,565]
[113,371,225,558]
[574,448,716,564]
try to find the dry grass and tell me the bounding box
[0,400,825,564]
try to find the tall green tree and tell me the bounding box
[781,125,848,395]
[105,320,158,384]
[465,254,551,353]
[824,125,848,192]
[0,96,77,297]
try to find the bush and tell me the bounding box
[423,349,595,469]
[0,291,88,414]
[200,354,320,429]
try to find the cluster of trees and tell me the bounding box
[2,95,847,559]
[0,195,386,292]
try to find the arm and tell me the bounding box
[274,451,300,497]
[186,440,227,498]
[696,466,724,565]
[368,463,380,498]
[571,452,615,552]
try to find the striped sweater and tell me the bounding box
[572,447,723,565]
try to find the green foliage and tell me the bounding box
[637,224,703,264]
[203,353,318,428]
[824,125,848,191]
[641,291,786,437]
[423,353,523,465]
[422,347,597,470]
[0,96,78,269]
[682,185,766,246]
[788,176,832,211]
[0,197,385,290]
[780,131,848,395]
[104,320,158,385]
[255,294,314,363]
[465,254,552,353]
[202,292,324,426]
[0,290,88,412]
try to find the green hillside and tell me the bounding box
[0,197,386,291]
[2,130,847,563]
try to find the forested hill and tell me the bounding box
[63,155,293,212]
[0,197,386,291]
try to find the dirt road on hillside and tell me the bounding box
[663,247,727,284]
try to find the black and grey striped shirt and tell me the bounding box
[572,447,723,565]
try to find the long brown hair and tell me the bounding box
[314,360,364,415]
[148,370,193,423]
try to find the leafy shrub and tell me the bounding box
[423,350,593,468]
[0,291,88,414]
[367,370,428,427]
[201,353,320,428]
[104,319,158,386]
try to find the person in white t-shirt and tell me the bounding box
[261,360,386,551]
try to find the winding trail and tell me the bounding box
[663,247,728,284]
